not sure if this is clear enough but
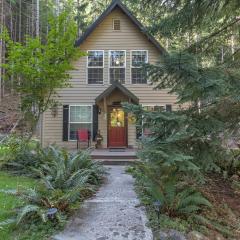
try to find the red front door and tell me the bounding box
[108,107,127,147]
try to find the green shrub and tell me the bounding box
[0,145,10,164]
[0,136,42,176]
[34,146,105,193]
[132,164,211,220]
[146,180,211,218]
[0,146,105,227]
[215,149,240,176]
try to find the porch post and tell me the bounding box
[104,97,107,120]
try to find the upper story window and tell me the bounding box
[113,19,121,30]
[87,50,104,84]
[131,50,148,84]
[109,50,126,84]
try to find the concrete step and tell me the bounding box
[96,159,138,165]
[92,155,138,160]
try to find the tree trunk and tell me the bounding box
[231,31,235,61]
[0,0,4,101]
[36,0,40,37]
[19,0,22,42]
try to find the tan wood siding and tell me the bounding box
[42,7,178,149]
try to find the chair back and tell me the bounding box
[77,129,89,142]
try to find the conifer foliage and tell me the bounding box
[125,0,240,231]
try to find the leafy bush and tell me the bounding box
[0,146,105,226]
[34,146,104,190]
[0,145,10,164]
[146,181,211,218]
[215,149,240,176]
[0,135,42,176]
[131,164,211,220]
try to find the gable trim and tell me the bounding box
[95,81,139,104]
[75,0,167,55]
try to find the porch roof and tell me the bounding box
[95,81,139,104]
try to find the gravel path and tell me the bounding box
[53,166,153,240]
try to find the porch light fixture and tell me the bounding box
[98,107,101,114]
[51,104,58,117]
[115,57,120,65]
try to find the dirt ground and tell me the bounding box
[0,95,20,134]
[202,174,240,239]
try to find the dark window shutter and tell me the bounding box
[166,104,172,112]
[63,105,69,141]
[92,105,99,141]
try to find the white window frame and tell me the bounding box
[87,50,104,85]
[108,50,126,84]
[112,18,121,31]
[68,105,93,141]
[130,50,149,84]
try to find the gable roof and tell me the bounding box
[95,81,139,104]
[75,0,166,54]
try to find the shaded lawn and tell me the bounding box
[0,171,35,240]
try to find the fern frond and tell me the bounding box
[16,205,40,224]
[0,218,16,228]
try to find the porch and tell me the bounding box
[94,81,139,149]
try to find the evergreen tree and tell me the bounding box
[124,0,240,231]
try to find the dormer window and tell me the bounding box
[113,19,121,30]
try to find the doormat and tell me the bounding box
[109,148,126,152]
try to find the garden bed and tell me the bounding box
[134,173,240,240]
[0,137,105,239]
[200,174,240,239]
[0,171,36,239]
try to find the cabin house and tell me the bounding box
[41,0,177,149]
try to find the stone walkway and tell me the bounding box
[54,166,153,240]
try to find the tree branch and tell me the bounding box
[188,18,240,53]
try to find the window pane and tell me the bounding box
[143,106,154,111]
[113,19,121,30]
[132,51,147,67]
[88,51,103,67]
[88,68,103,84]
[110,108,125,127]
[110,68,125,84]
[143,106,164,112]
[69,123,92,140]
[70,106,92,123]
[132,68,147,84]
[110,51,125,67]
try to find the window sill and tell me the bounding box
[87,83,104,85]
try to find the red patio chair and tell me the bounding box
[77,129,90,149]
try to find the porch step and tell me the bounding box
[96,159,138,165]
[90,148,138,161]
[92,155,138,160]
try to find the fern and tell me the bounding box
[0,146,105,227]
[0,218,16,228]
[144,177,211,219]
[16,205,42,224]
